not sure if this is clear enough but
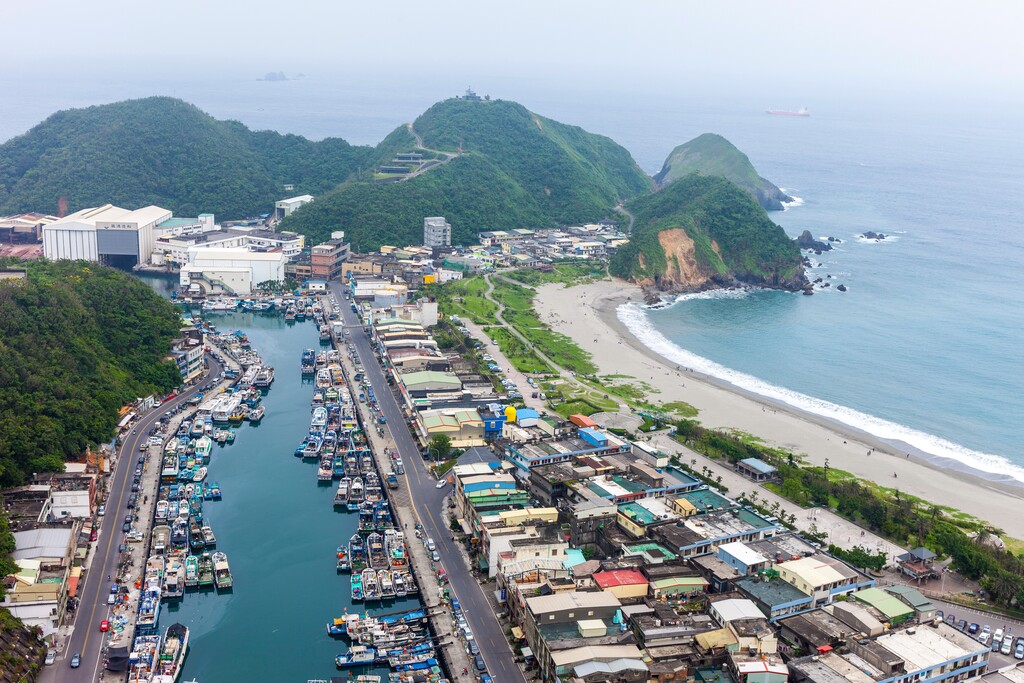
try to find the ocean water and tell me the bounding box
[6,73,1022,480]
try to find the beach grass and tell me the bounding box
[506,262,608,288]
[484,326,553,374]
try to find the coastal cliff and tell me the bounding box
[611,174,806,293]
[654,133,792,211]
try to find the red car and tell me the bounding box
[99,619,110,632]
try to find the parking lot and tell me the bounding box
[449,314,547,412]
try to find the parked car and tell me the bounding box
[89,529,98,542]
[70,653,81,668]
[45,650,56,665]
[97,505,106,517]
[994,628,1003,643]
[968,623,980,634]
[122,522,132,533]
[426,538,436,551]
[475,656,487,672]
[431,551,440,562]
[435,479,448,489]
[99,619,110,632]
[956,619,967,631]
[945,613,955,625]
[468,640,480,656]
[110,583,119,594]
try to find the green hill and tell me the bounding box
[611,174,805,292]
[0,97,372,218]
[281,98,652,247]
[0,259,183,486]
[653,133,792,210]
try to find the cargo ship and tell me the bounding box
[766,107,809,117]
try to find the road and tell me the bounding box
[330,283,527,683]
[49,356,221,682]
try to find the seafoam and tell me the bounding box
[617,298,1024,483]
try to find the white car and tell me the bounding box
[436,479,448,489]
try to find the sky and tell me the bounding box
[6,0,1023,100]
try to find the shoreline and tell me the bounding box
[534,278,1024,538]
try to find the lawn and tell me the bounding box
[485,326,553,374]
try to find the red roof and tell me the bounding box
[569,414,597,428]
[592,569,648,589]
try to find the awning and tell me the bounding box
[117,412,137,429]
[511,626,524,640]
[521,647,534,660]
[458,518,474,535]
[477,555,489,570]
[68,568,81,598]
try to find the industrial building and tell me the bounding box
[274,194,313,220]
[42,204,171,267]
[179,247,287,295]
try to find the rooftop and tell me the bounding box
[593,569,648,589]
[736,575,812,609]
[526,590,621,615]
[852,587,914,620]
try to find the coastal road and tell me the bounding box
[331,283,527,683]
[50,356,221,683]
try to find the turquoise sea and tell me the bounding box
[8,72,1023,480]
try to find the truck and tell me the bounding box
[386,472,399,489]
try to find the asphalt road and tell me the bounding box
[330,283,527,683]
[50,356,221,682]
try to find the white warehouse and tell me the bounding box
[180,247,287,295]
[42,204,171,267]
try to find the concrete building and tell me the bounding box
[310,232,350,281]
[0,212,58,242]
[42,204,171,267]
[170,328,205,382]
[423,216,452,249]
[179,247,287,295]
[274,194,313,220]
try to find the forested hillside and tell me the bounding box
[0,97,371,218]
[0,260,183,486]
[611,174,805,291]
[281,98,652,247]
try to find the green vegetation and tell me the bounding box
[658,401,699,418]
[505,261,607,287]
[654,133,792,210]
[0,97,371,218]
[611,174,805,290]
[427,434,452,461]
[485,327,553,374]
[674,418,1024,609]
[433,277,499,325]
[283,98,652,248]
[0,259,183,486]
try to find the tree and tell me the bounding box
[428,434,452,462]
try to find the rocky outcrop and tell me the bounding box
[795,230,833,254]
[861,231,887,240]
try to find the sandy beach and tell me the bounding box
[535,278,1024,538]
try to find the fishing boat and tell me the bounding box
[358,505,375,533]
[193,436,213,462]
[190,420,205,438]
[303,434,323,459]
[318,455,334,481]
[349,477,364,507]
[336,544,350,572]
[192,466,208,482]
[311,405,329,430]
[248,405,265,422]
[197,551,214,587]
[335,645,376,668]
[163,556,184,599]
[201,525,217,546]
[127,634,162,677]
[205,482,222,500]
[349,534,367,573]
[361,568,379,601]
[188,519,204,551]
[386,531,407,569]
[184,556,199,588]
[156,500,169,521]
[378,570,396,599]
[393,571,408,597]
[334,478,351,508]
[212,551,233,590]
[301,347,316,374]
[367,533,387,570]
[351,572,364,602]
[285,306,297,322]
[389,655,438,671]
[151,623,190,683]
[253,365,275,388]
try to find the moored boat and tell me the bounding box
[184,556,199,588]
[151,623,189,683]
[335,645,376,668]
[212,551,233,590]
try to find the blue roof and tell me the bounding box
[516,408,539,420]
[738,458,776,474]
[562,548,586,569]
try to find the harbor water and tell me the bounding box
[140,277,422,680]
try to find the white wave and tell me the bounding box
[648,288,753,309]
[617,302,1024,483]
[856,234,900,244]
[781,192,805,210]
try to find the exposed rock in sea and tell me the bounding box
[837,284,847,292]
[795,230,833,254]
[802,288,814,296]
[827,236,842,243]
[861,231,887,240]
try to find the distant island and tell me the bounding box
[259,71,288,81]
[0,95,807,292]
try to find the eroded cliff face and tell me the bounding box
[635,228,721,291]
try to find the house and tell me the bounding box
[735,458,777,482]
[592,569,650,602]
